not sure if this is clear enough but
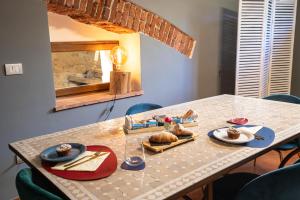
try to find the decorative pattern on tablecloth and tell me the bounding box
[10,95,300,200]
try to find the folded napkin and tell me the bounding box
[237,126,263,135]
[52,151,110,172]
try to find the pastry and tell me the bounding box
[56,144,72,156]
[182,109,198,121]
[227,127,240,139]
[172,124,194,136]
[149,131,178,143]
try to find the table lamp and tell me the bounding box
[109,46,131,95]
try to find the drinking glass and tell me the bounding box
[124,136,145,167]
[232,101,246,119]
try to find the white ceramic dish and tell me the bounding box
[213,128,255,144]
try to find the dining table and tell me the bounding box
[9,94,300,200]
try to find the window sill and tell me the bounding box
[54,90,144,112]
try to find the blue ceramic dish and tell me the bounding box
[40,143,86,163]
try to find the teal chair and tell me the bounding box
[125,103,162,115]
[16,168,68,200]
[263,94,300,161]
[210,159,300,200]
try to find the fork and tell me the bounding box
[254,134,264,140]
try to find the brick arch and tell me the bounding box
[47,0,196,58]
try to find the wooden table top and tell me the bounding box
[9,95,300,200]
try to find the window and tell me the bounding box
[51,41,119,97]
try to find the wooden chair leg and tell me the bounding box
[182,195,193,200]
[279,148,300,168]
[207,183,213,200]
[202,185,206,200]
[276,150,283,162]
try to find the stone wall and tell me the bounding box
[52,51,104,89]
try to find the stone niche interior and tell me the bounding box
[48,11,142,92]
[52,50,109,89]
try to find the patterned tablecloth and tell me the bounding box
[9,95,300,200]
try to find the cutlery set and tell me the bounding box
[254,133,264,140]
[63,151,108,170]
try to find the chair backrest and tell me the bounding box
[264,94,300,147]
[125,103,163,115]
[235,162,300,200]
[263,94,300,104]
[16,168,64,200]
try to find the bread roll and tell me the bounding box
[149,131,178,143]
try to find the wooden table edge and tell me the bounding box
[9,131,300,200]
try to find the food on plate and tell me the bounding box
[227,127,241,139]
[56,144,72,156]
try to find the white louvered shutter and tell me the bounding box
[236,0,272,98]
[269,0,297,95]
[262,0,274,97]
[236,0,297,97]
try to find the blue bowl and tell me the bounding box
[40,143,86,163]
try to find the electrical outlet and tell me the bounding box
[5,63,23,75]
[15,155,24,165]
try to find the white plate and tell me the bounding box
[213,128,255,144]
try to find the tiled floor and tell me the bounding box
[182,149,299,200]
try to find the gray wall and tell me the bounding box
[292,4,300,95]
[0,0,237,199]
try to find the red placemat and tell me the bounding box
[227,118,248,125]
[42,145,117,181]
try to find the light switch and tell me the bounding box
[5,63,23,75]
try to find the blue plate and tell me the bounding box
[40,143,86,163]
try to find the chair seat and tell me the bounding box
[16,168,67,200]
[263,95,300,161]
[212,173,259,200]
[211,159,300,200]
[275,142,298,151]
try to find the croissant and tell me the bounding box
[172,124,194,136]
[149,131,178,143]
